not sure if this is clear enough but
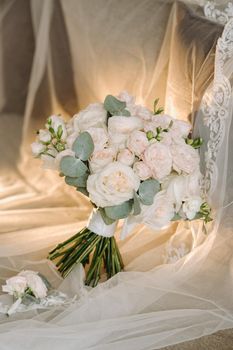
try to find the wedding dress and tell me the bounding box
[0,0,233,349]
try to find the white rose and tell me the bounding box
[108,116,143,145]
[73,103,107,131]
[89,147,116,173]
[66,131,79,149]
[133,161,152,180]
[38,129,51,143]
[171,120,191,138]
[48,115,67,140]
[141,191,174,230]
[144,114,172,132]
[117,91,135,105]
[86,127,109,152]
[19,271,47,299]
[127,130,149,157]
[163,171,202,211]
[87,161,140,207]
[117,148,135,166]
[2,276,27,297]
[31,142,46,156]
[171,143,199,174]
[182,196,202,220]
[143,142,172,180]
[134,105,152,120]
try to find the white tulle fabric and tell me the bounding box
[0,0,233,349]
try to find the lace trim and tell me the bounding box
[201,18,233,194]
[204,1,233,25]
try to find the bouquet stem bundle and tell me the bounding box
[48,228,124,287]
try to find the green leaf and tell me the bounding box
[171,213,182,221]
[133,191,141,216]
[99,208,116,225]
[104,95,130,116]
[65,174,88,188]
[72,132,94,161]
[60,156,88,178]
[104,200,133,220]
[138,179,160,205]
[76,187,89,197]
[57,125,63,139]
[153,98,164,115]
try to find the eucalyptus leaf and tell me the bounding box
[105,200,133,220]
[77,187,89,197]
[104,95,130,116]
[65,174,88,188]
[72,132,94,161]
[138,179,160,205]
[171,213,182,221]
[99,208,116,225]
[60,156,88,178]
[133,191,141,216]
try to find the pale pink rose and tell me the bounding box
[171,143,199,174]
[133,161,152,180]
[86,127,109,151]
[143,142,172,180]
[108,116,143,145]
[89,147,116,173]
[127,130,149,157]
[87,161,140,207]
[117,148,135,166]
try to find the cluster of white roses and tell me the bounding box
[2,270,48,299]
[32,92,211,234]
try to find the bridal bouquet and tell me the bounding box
[32,92,212,287]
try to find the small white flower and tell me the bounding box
[38,129,51,143]
[182,196,202,220]
[117,148,135,166]
[31,142,46,156]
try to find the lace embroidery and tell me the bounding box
[204,1,233,25]
[163,242,189,264]
[201,18,233,194]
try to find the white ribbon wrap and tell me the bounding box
[87,210,118,238]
